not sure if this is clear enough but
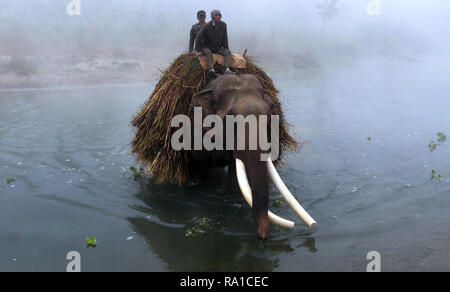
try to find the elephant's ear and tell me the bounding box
[263,94,275,111]
[189,89,215,115]
[192,89,214,99]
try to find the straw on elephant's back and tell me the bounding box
[131,53,299,185]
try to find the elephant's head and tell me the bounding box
[188,74,275,239]
[190,74,274,118]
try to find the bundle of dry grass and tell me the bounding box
[131,53,299,185]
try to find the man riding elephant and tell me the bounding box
[195,9,235,78]
[189,10,207,53]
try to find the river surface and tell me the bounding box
[0,56,449,272]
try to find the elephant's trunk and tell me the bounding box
[235,158,295,239]
[235,157,318,237]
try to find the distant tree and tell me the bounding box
[315,0,339,31]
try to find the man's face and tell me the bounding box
[213,14,222,23]
[198,15,206,23]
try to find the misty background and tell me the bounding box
[0,0,449,89]
[1,1,450,272]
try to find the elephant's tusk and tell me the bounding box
[267,158,317,228]
[235,159,295,229]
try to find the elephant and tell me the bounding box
[187,74,273,239]
[182,74,317,240]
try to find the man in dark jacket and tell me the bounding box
[195,9,234,76]
[189,10,207,53]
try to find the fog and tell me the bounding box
[0,0,449,88]
[1,1,450,272]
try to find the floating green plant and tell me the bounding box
[196,217,214,228]
[429,133,447,152]
[429,141,438,152]
[129,166,145,179]
[86,237,97,248]
[6,178,14,184]
[272,200,284,208]
[367,137,372,142]
[437,132,447,142]
[431,170,449,182]
[186,217,215,238]
[185,230,195,237]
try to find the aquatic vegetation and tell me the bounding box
[437,132,447,142]
[428,141,438,152]
[431,170,449,182]
[86,237,97,248]
[196,217,214,228]
[272,200,284,208]
[367,137,372,141]
[129,166,145,179]
[186,217,215,238]
[429,133,447,152]
[6,178,14,184]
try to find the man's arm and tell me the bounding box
[195,26,206,52]
[223,23,229,50]
[189,26,195,53]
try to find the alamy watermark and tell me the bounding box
[65,250,381,272]
[171,108,280,161]
[67,0,81,16]
[66,251,81,272]
[366,251,381,272]
[367,0,381,16]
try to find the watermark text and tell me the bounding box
[171,108,280,161]
[67,0,81,16]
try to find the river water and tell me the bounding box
[0,56,449,272]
